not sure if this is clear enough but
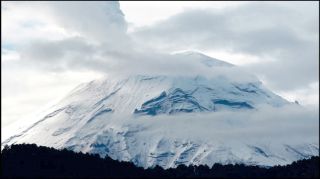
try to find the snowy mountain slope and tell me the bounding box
[2,52,319,169]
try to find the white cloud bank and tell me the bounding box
[123,105,319,144]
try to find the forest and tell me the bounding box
[1,143,319,178]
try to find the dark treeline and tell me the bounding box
[1,143,319,178]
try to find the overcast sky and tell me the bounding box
[1,1,319,127]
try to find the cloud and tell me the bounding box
[131,1,319,91]
[125,104,319,144]
[275,82,319,106]
[2,1,137,73]
[2,1,128,44]
[45,1,129,46]
[18,37,97,72]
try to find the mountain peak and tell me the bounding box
[172,50,234,67]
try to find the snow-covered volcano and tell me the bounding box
[2,52,319,169]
